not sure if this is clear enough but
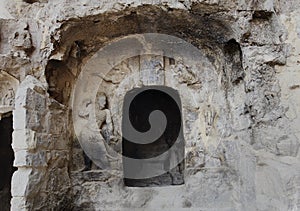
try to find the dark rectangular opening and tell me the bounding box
[122,86,185,187]
[0,113,17,211]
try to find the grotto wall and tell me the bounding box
[0,0,300,210]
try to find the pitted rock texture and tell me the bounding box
[0,0,300,210]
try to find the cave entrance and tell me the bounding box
[0,113,16,210]
[122,86,185,187]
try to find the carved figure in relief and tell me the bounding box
[78,99,109,170]
[204,105,217,136]
[95,92,114,144]
[78,93,116,171]
[2,88,14,106]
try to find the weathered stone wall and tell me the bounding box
[11,76,72,210]
[0,0,299,210]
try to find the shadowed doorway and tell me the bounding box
[122,86,185,187]
[0,113,16,211]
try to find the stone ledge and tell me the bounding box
[70,170,121,183]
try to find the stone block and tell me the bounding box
[12,129,36,150]
[14,150,47,167]
[13,107,26,130]
[15,88,46,111]
[11,197,29,211]
[140,55,165,86]
[242,45,287,66]
[24,89,46,112]
[46,110,68,135]
[13,107,45,131]
[14,88,28,109]
[26,109,45,131]
[17,75,46,95]
[11,168,32,197]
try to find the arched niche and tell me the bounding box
[71,33,237,186]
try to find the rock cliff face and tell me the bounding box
[0,0,300,210]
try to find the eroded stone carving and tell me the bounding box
[78,92,117,170]
[10,23,33,61]
[140,55,165,86]
[0,71,19,114]
[11,28,32,50]
[171,60,198,85]
[2,88,14,106]
[95,92,114,143]
[204,105,217,136]
[78,99,110,170]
